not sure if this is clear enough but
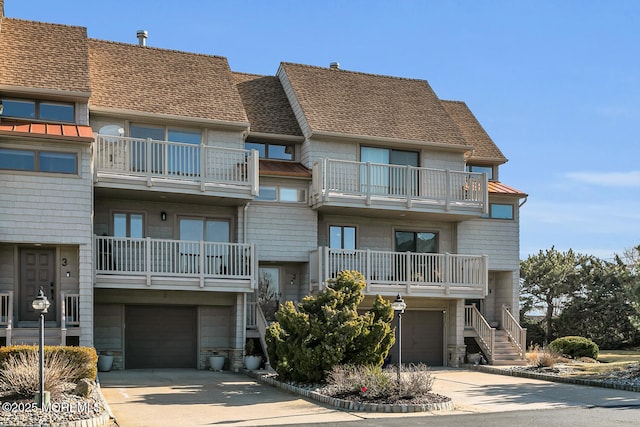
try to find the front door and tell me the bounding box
[19,248,56,322]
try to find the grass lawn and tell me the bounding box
[563,348,640,379]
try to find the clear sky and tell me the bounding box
[5,0,640,261]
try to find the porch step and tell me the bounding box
[9,328,63,346]
[490,330,527,366]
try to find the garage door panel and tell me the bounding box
[390,310,443,366]
[125,305,196,369]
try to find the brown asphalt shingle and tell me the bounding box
[441,100,507,164]
[233,72,302,137]
[0,18,90,94]
[279,62,469,147]
[88,39,248,124]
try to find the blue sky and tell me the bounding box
[6,0,640,261]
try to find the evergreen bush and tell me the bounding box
[548,336,599,359]
[265,270,395,383]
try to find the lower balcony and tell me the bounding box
[95,236,256,292]
[310,247,488,298]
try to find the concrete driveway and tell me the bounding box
[98,368,640,426]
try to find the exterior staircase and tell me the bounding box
[490,329,527,365]
[465,304,528,366]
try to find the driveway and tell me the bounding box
[98,368,640,426]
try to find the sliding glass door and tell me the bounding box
[361,147,419,195]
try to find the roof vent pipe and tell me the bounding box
[329,62,340,70]
[137,30,148,46]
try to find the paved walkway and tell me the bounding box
[98,368,640,426]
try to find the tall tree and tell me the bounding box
[520,247,583,343]
[556,256,638,348]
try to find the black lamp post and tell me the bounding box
[391,294,406,390]
[32,287,50,409]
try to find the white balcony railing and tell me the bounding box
[61,293,80,328]
[311,158,487,213]
[95,235,255,285]
[94,134,258,195]
[310,247,488,297]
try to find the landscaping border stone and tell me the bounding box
[469,364,640,393]
[247,370,455,413]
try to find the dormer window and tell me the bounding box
[0,98,75,123]
[466,164,494,181]
[245,142,294,160]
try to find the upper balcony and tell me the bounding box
[310,159,488,218]
[310,247,488,299]
[94,134,259,201]
[95,235,256,292]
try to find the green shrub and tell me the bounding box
[265,270,395,383]
[0,345,98,381]
[548,336,599,359]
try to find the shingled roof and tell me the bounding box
[441,100,507,164]
[233,72,302,137]
[0,18,90,95]
[278,62,469,147]
[88,39,248,125]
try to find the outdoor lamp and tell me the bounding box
[32,288,50,313]
[391,294,406,391]
[32,288,50,409]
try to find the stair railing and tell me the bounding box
[464,304,495,363]
[254,303,271,368]
[0,291,13,345]
[501,305,527,360]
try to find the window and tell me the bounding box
[256,186,306,202]
[395,231,438,253]
[0,98,74,122]
[466,164,493,180]
[0,148,77,174]
[330,226,356,250]
[245,142,294,160]
[113,213,143,238]
[129,124,201,175]
[490,203,514,220]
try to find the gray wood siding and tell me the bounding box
[318,215,456,253]
[0,145,92,246]
[248,203,317,262]
[94,199,237,241]
[457,200,521,271]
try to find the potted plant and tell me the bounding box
[244,339,262,371]
[209,352,226,371]
[98,351,114,372]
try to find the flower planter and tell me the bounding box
[244,355,262,371]
[98,354,114,372]
[209,355,225,371]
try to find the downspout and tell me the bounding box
[243,202,250,243]
[519,197,528,208]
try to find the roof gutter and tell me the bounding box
[311,129,473,152]
[90,106,251,131]
[0,85,91,101]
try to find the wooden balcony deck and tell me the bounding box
[310,158,488,218]
[93,134,259,199]
[95,235,256,292]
